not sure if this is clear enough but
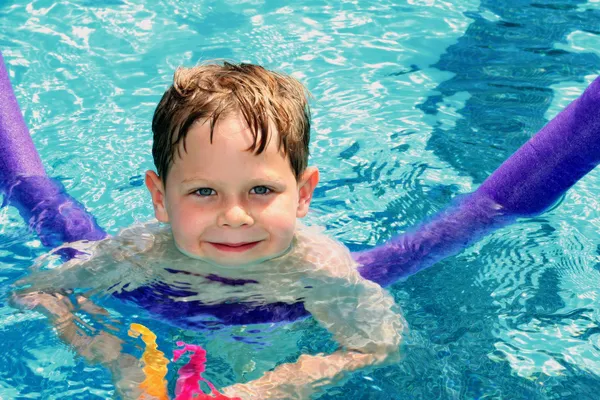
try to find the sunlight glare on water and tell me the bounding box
[1,0,600,398]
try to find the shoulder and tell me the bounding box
[19,220,170,292]
[116,219,165,253]
[294,222,358,278]
[51,219,167,263]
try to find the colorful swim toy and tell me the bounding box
[128,323,170,400]
[129,323,239,400]
[2,49,600,318]
[172,341,239,400]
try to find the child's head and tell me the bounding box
[145,62,319,266]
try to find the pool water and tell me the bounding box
[1,0,600,398]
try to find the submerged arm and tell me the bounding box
[224,271,405,399]
[223,350,389,399]
[11,233,157,398]
[12,289,148,398]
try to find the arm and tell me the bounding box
[223,350,390,399]
[12,290,149,399]
[224,269,405,399]
[11,229,158,399]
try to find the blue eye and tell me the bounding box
[251,186,271,195]
[194,188,216,196]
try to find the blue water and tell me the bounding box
[1,0,600,398]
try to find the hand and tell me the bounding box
[222,350,392,400]
[12,290,73,318]
[107,353,150,400]
[221,365,312,400]
[17,291,123,365]
[222,382,271,400]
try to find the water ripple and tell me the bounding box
[2,0,600,398]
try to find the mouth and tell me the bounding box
[208,241,261,253]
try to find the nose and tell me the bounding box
[217,203,254,228]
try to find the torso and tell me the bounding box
[76,221,363,329]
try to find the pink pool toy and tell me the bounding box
[174,341,240,400]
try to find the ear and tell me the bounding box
[145,170,169,223]
[296,167,319,218]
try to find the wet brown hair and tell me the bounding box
[151,61,311,183]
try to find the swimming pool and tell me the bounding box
[1,0,600,398]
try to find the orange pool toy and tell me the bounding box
[128,323,170,400]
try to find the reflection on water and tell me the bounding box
[0,0,599,398]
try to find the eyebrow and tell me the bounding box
[181,176,287,186]
[181,176,211,184]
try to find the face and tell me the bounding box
[145,113,319,266]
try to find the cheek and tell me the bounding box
[166,198,207,238]
[264,215,296,251]
[260,198,298,235]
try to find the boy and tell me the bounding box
[14,62,405,399]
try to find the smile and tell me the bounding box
[208,241,261,253]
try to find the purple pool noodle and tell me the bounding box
[478,77,600,215]
[356,76,600,286]
[5,176,107,247]
[354,194,510,287]
[0,51,106,247]
[0,52,45,179]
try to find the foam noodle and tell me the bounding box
[355,76,600,286]
[128,323,170,400]
[0,51,107,248]
[0,52,44,178]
